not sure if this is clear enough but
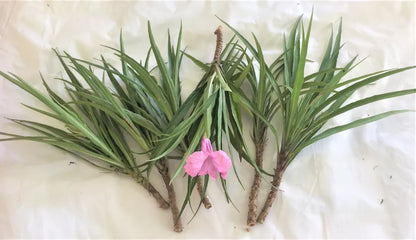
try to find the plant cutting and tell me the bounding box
[221,13,415,226]
[0,23,190,232]
[152,25,255,216]
[0,58,171,208]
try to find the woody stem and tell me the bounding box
[247,140,266,226]
[156,158,183,232]
[257,149,287,224]
[213,26,223,64]
[131,171,170,209]
[197,176,212,209]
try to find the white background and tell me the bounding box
[0,1,415,239]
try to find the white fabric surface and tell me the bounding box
[0,1,415,239]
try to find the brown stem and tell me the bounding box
[247,141,266,226]
[257,150,287,224]
[157,158,183,233]
[196,176,212,209]
[132,172,170,209]
[213,25,223,63]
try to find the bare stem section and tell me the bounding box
[213,26,223,63]
[157,158,183,232]
[132,172,170,209]
[257,150,287,224]
[197,176,212,209]
[247,141,266,226]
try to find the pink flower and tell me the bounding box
[184,137,232,180]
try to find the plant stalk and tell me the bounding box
[257,149,287,224]
[197,176,212,209]
[247,140,266,226]
[131,171,170,209]
[213,26,223,63]
[156,158,183,232]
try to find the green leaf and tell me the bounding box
[182,51,210,71]
[148,21,178,113]
[302,110,412,149]
[288,11,313,130]
[315,89,416,126]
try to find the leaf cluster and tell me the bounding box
[220,13,415,171]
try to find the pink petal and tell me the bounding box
[211,150,232,179]
[198,154,218,180]
[184,151,208,177]
[201,137,213,153]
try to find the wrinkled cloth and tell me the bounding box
[0,1,414,239]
